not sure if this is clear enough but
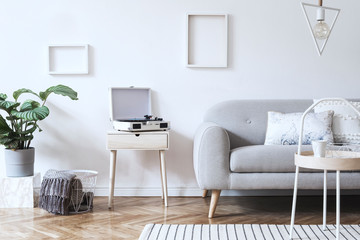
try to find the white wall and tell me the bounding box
[0,0,359,196]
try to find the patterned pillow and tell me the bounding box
[314,100,360,144]
[264,111,334,145]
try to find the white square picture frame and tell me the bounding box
[186,13,228,68]
[48,44,89,75]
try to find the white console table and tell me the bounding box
[106,131,169,208]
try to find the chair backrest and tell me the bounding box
[204,99,312,149]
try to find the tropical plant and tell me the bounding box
[0,85,78,150]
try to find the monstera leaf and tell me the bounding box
[11,106,49,121]
[13,89,40,102]
[40,85,78,102]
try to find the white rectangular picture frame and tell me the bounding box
[48,44,89,75]
[186,13,228,68]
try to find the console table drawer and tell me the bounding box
[107,133,168,150]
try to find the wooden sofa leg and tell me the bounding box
[208,190,221,218]
[202,190,208,198]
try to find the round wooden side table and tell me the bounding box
[289,97,360,240]
[289,150,360,240]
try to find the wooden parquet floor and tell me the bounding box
[1,195,360,239]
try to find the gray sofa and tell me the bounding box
[193,100,360,218]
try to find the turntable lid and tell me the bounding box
[109,87,151,121]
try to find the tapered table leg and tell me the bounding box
[289,166,300,239]
[336,170,340,240]
[323,170,327,230]
[159,150,168,207]
[159,151,164,200]
[108,150,117,209]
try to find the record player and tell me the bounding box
[109,87,170,132]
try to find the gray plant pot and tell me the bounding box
[5,148,35,177]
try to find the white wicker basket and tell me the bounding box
[66,170,98,214]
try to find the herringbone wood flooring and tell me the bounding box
[1,195,360,239]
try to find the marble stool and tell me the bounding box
[0,173,41,208]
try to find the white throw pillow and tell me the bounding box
[314,100,360,144]
[264,111,334,145]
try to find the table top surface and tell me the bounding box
[295,151,360,171]
[107,130,169,135]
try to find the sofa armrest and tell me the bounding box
[193,122,231,190]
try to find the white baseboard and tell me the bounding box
[94,187,360,197]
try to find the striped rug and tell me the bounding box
[139,224,360,240]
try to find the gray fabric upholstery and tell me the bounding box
[193,122,230,190]
[230,172,360,190]
[193,99,360,192]
[230,145,316,173]
[204,100,312,149]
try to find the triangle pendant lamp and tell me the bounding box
[301,0,340,56]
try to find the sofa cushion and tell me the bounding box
[264,111,334,145]
[314,100,360,144]
[230,145,317,173]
